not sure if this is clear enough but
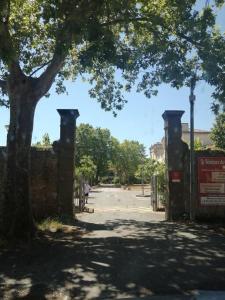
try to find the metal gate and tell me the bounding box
[74,178,85,212]
[151,175,165,211]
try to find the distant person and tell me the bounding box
[84,182,91,204]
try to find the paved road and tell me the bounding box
[1,187,225,299]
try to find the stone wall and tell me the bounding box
[0,147,58,220]
[0,109,79,221]
[30,147,58,219]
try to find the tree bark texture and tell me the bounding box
[2,75,38,239]
[0,49,65,239]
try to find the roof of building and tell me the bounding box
[182,129,211,133]
[150,123,211,151]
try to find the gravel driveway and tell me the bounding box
[77,187,165,225]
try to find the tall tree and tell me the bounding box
[115,140,145,184]
[42,133,51,147]
[34,133,51,147]
[76,155,97,183]
[122,1,225,104]
[0,0,224,238]
[76,124,112,182]
[211,112,225,149]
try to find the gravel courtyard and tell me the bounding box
[77,187,165,224]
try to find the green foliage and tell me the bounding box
[34,133,51,147]
[0,0,142,111]
[121,2,225,112]
[76,123,146,184]
[155,162,166,195]
[76,155,97,182]
[112,176,120,184]
[194,138,204,150]
[135,158,159,183]
[200,29,225,113]
[215,0,225,7]
[42,133,51,146]
[113,140,146,184]
[76,124,112,180]
[211,113,225,149]
[37,218,63,232]
[1,1,225,113]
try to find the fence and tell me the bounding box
[151,175,165,211]
[74,178,85,212]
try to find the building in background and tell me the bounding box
[150,123,213,162]
[150,142,165,162]
[181,123,212,146]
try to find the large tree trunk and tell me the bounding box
[95,170,99,185]
[2,76,38,239]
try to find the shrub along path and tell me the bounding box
[1,187,225,299]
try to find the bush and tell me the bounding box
[37,218,63,232]
[113,176,120,184]
[100,176,112,184]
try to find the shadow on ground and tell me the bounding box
[1,220,225,299]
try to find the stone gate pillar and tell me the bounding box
[57,109,79,217]
[162,110,185,221]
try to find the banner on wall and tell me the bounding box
[198,157,225,206]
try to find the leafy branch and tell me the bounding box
[0,0,21,75]
[29,60,52,77]
[0,79,7,94]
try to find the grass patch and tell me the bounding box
[37,218,64,233]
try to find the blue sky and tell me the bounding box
[0,78,215,152]
[0,3,224,153]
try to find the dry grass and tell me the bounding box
[37,218,64,233]
[126,184,151,191]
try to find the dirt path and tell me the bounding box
[1,188,225,299]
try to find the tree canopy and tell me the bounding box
[114,140,145,183]
[76,155,97,182]
[34,133,51,147]
[76,123,112,181]
[76,124,146,184]
[1,1,225,113]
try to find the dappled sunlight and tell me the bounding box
[1,219,225,299]
[0,187,224,298]
[0,275,32,298]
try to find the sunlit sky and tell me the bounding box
[0,2,224,154]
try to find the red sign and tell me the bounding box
[169,171,182,183]
[198,157,225,206]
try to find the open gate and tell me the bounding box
[151,175,165,211]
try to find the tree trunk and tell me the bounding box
[2,80,37,239]
[95,170,99,185]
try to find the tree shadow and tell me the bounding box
[1,220,225,299]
